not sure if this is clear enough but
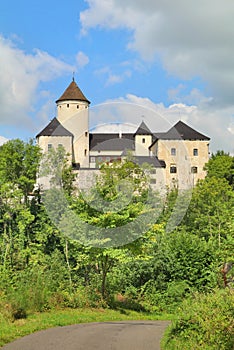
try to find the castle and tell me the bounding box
[36,79,210,191]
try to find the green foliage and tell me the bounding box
[0,139,41,199]
[183,177,234,242]
[0,140,233,349]
[97,158,150,202]
[39,145,75,192]
[162,289,234,350]
[204,151,234,187]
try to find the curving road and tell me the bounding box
[1,320,170,350]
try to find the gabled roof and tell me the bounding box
[166,121,210,140]
[134,121,152,135]
[151,121,210,143]
[56,79,90,104]
[36,118,73,138]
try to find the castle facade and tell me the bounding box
[36,79,210,191]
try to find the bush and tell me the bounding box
[161,289,234,350]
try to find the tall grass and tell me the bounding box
[161,289,234,350]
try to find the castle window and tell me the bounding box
[142,138,145,143]
[58,144,63,148]
[85,132,88,137]
[67,104,69,108]
[170,165,177,174]
[191,166,198,174]
[77,105,79,109]
[90,157,95,163]
[150,168,157,174]
[150,178,156,184]
[193,148,198,156]
[48,144,52,150]
[171,148,176,156]
[84,149,87,156]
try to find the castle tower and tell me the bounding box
[134,121,152,156]
[56,79,90,168]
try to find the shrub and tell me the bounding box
[161,289,234,350]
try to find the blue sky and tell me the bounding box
[0,0,233,153]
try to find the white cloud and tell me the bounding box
[91,122,136,133]
[95,65,132,86]
[0,136,8,146]
[0,35,73,128]
[89,94,234,154]
[80,0,234,106]
[76,51,89,69]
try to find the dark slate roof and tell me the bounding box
[168,121,210,140]
[150,121,210,147]
[134,121,152,135]
[36,118,73,138]
[90,135,134,151]
[90,133,135,150]
[153,132,167,139]
[56,79,90,104]
[133,156,166,168]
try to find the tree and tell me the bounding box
[183,177,234,244]
[39,145,75,194]
[0,139,41,202]
[45,158,161,298]
[204,151,234,187]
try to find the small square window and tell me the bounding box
[191,166,198,174]
[193,148,198,156]
[150,168,157,174]
[90,157,95,163]
[170,165,177,174]
[171,148,176,156]
[150,178,156,184]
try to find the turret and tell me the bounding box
[56,79,90,168]
[134,121,152,156]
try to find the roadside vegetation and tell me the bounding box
[0,140,233,349]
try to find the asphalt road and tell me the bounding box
[1,320,170,350]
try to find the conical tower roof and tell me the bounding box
[56,79,90,104]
